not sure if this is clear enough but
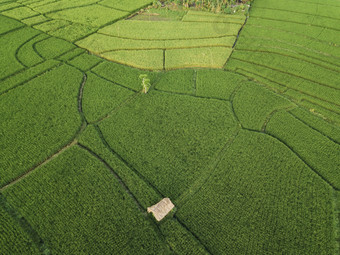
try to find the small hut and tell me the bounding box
[147,198,175,221]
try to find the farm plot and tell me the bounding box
[225,0,340,124]
[1,0,153,42]
[77,10,244,69]
[0,64,82,187]
[98,90,239,199]
[1,1,243,69]
[1,146,170,254]
[0,200,40,254]
[0,0,340,254]
[266,111,340,189]
[176,130,335,254]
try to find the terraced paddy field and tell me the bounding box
[0,0,339,254]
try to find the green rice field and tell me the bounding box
[0,0,339,254]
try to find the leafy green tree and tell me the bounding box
[139,74,151,94]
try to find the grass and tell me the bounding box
[231,51,340,91]
[290,108,340,143]
[159,218,209,254]
[21,15,49,26]
[77,33,236,52]
[0,15,23,34]
[0,0,340,254]
[250,5,340,30]
[182,10,245,23]
[48,23,97,42]
[31,0,98,14]
[225,0,340,124]
[88,15,242,69]
[132,8,187,21]
[33,19,71,33]
[253,0,340,19]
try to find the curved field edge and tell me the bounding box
[0,0,339,254]
[177,130,336,254]
[0,64,83,188]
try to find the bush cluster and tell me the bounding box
[153,0,253,14]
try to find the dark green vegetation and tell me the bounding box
[0,0,339,254]
[98,90,238,199]
[2,146,170,254]
[0,64,82,187]
[226,0,340,125]
[0,199,40,254]
[177,130,335,254]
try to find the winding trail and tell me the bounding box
[0,140,77,191]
